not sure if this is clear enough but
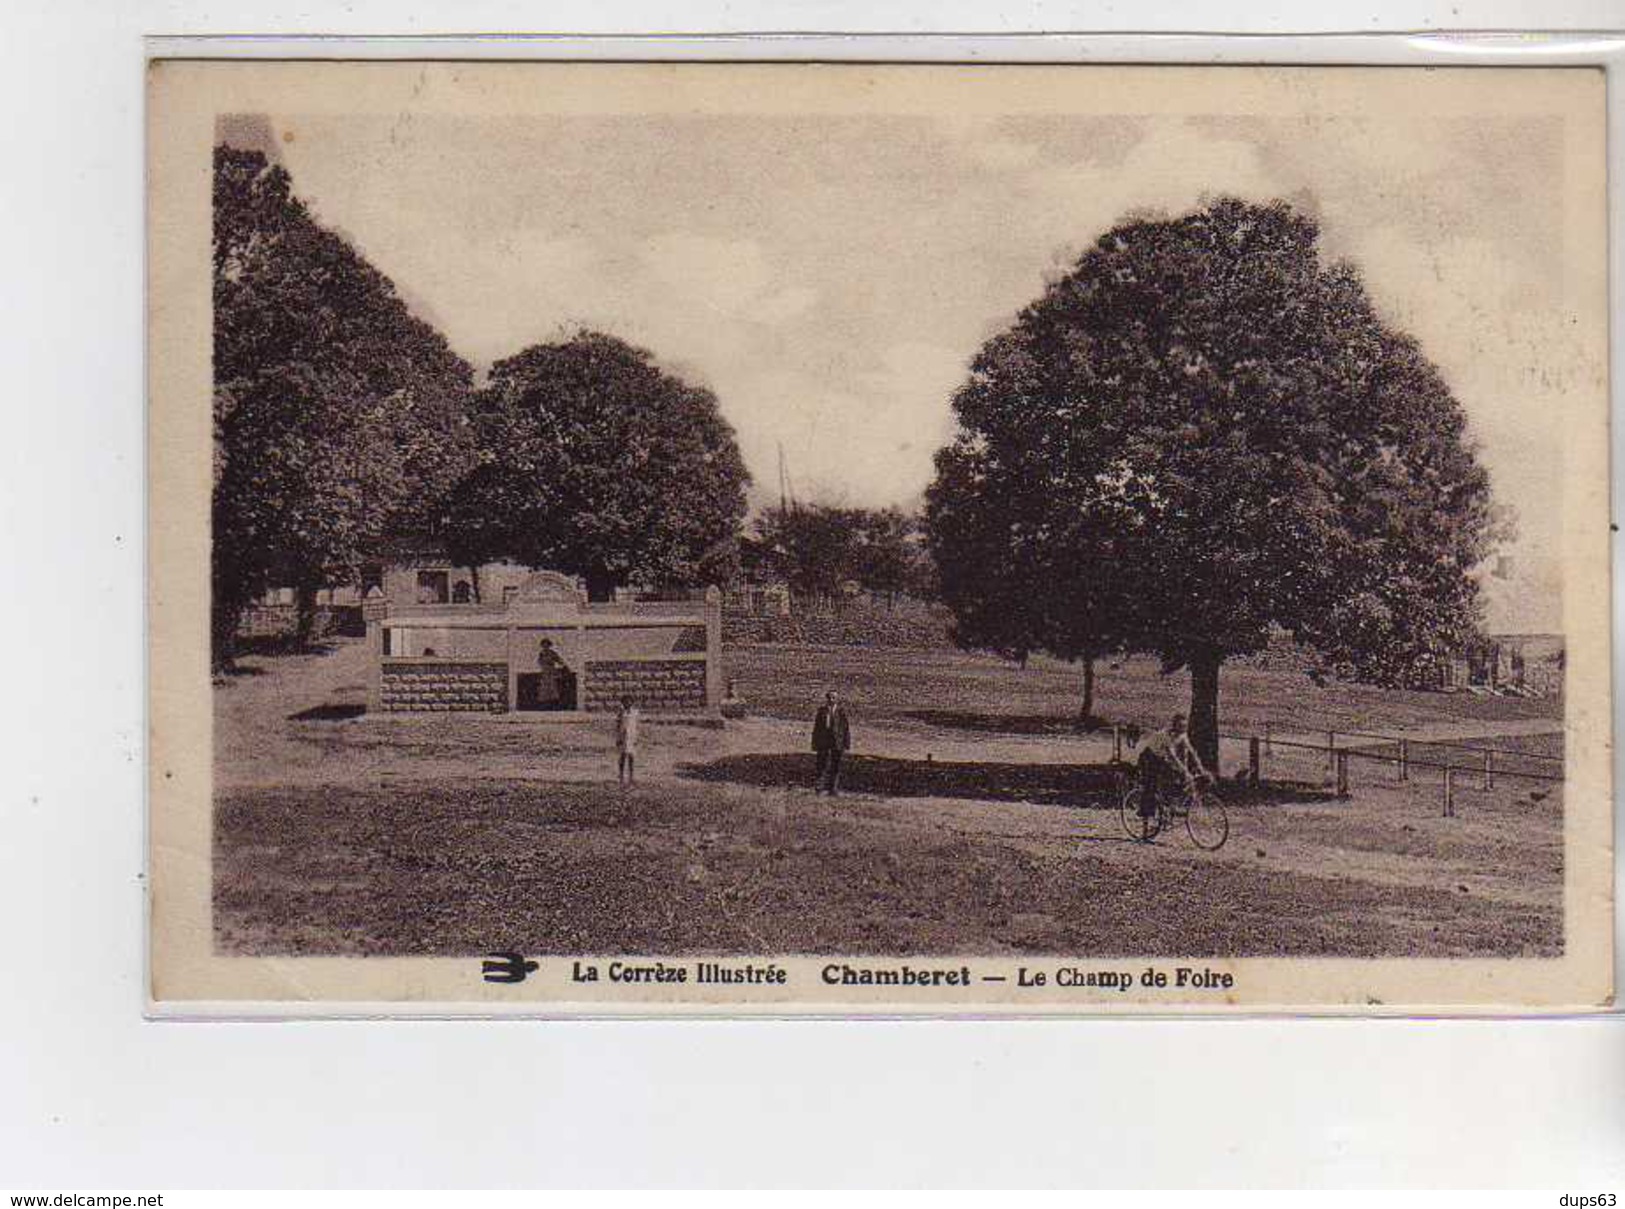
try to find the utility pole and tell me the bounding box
[778,441,799,513]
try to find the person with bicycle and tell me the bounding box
[1136,712,1211,819]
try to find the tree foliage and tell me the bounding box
[849,506,934,601]
[441,331,750,600]
[926,197,1500,766]
[212,146,476,665]
[752,504,932,602]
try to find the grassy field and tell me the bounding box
[213,638,1564,959]
[725,643,1562,736]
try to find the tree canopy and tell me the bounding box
[926,197,1500,767]
[441,331,750,601]
[751,503,933,602]
[212,146,476,665]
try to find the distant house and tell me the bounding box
[236,538,705,638]
[1429,633,1564,697]
[237,584,367,639]
[724,581,792,619]
[724,534,793,620]
[363,538,540,609]
[1410,555,1564,696]
[236,541,540,639]
[1483,633,1564,696]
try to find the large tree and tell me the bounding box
[752,503,933,605]
[212,146,476,665]
[928,387,1125,717]
[442,331,749,601]
[927,197,1500,768]
[752,504,857,600]
[849,506,934,605]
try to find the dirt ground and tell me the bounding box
[213,639,1565,958]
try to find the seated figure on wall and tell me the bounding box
[516,638,578,711]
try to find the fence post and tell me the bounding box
[364,608,384,715]
[704,585,724,713]
[1443,768,1455,818]
[1398,739,1409,783]
[1248,736,1261,787]
[1112,725,1122,764]
[1264,721,1273,757]
[1326,730,1337,777]
[1336,750,1350,798]
[1483,750,1494,791]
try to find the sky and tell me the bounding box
[220,85,1598,632]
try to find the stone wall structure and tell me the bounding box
[379,660,508,712]
[583,660,709,712]
[366,572,724,718]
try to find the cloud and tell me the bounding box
[1349,227,1596,563]
[1012,120,1282,243]
[754,285,820,325]
[724,343,966,508]
[640,233,773,315]
[961,134,1043,172]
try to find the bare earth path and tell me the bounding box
[212,639,1565,958]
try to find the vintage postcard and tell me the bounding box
[149,60,1612,1014]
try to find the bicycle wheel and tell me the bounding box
[1120,788,1163,842]
[1184,785,1229,851]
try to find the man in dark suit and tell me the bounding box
[812,689,852,795]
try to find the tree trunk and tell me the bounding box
[584,569,618,603]
[469,564,482,604]
[210,584,244,672]
[1188,649,1222,775]
[294,579,321,648]
[1076,657,1096,724]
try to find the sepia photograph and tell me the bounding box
[147,60,1613,1011]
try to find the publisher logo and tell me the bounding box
[481,952,538,984]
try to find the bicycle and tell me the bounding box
[1119,772,1229,850]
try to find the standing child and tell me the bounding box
[615,696,641,787]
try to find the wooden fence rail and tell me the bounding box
[1214,728,1562,817]
[1108,724,1561,818]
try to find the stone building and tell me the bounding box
[366,570,725,718]
[724,581,792,620]
[239,542,595,638]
